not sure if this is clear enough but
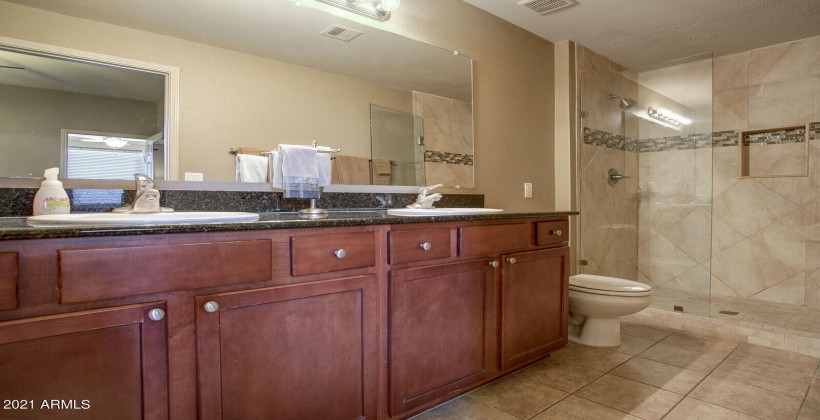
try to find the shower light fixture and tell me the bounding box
[647,107,692,127]
[314,0,400,21]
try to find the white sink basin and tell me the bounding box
[387,208,504,216]
[27,212,259,227]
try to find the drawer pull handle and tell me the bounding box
[554,229,563,236]
[507,257,517,264]
[420,242,432,251]
[489,260,499,268]
[334,249,347,259]
[203,301,220,313]
[148,308,165,321]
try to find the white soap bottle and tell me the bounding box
[32,167,70,215]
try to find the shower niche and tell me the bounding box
[739,124,809,178]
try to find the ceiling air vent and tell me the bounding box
[320,25,363,42]
[517,0,577,15]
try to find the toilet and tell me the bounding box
[568,274,652,347]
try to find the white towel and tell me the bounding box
[235,154,269,183]
[273,145,326,199]
[318,154,331,187]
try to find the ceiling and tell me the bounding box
[464,0,820,69]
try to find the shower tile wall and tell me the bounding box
[412,92,474,188]
[710,34,820,309]
[578,45,639,279]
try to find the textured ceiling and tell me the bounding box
[463,0,820,69]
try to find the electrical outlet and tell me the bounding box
[524,182,532,198]
[185,172,204,181]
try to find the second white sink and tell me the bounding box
[387,208,504,216]
[27,211,259,227]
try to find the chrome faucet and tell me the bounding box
[407,184,443,209]
[113,174,174,213]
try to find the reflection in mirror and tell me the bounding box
[62,131,162,180]
[0,43,170,179]
[0,0,471,188]
[370,104,424,186]
[739,124,809,178]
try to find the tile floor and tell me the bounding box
[411,321,820,420]
[649,287,820,339]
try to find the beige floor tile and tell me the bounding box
[468,372,567,419]
[729,343,820,374]
[409,394,520,420]
[806,384,820,404]
[531,395,641,420]
[659,331,739,356]
[620,321,676,342]
[710,349,814,398]
[549,342,633,372]
[575,374,682,420]
[515,357,605,393]
[639,342,728,373]
[800,399,820,420]
[689,375,803,419]
[617,334,657,355]
[609,357,707,395]
[663,397,759,420]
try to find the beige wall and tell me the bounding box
[0,83,158,178]
[0,0,557,211]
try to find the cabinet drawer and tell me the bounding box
[291,232,376,276]
[389,228,452,264]
[460,224,530,256]
[59,240,272,303]
[0,252,18,311]
[536,220,569,246]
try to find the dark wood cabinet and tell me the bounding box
[195,275,378,420]
[0,302,169,420]
[500,247,569,371]
[388,259,495,416]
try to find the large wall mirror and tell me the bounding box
[0,0,473,189]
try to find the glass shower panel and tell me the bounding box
[370,104,424,186]
[626,55,713,317]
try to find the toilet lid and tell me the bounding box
[569,274,652,296]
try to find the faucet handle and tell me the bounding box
[418,184,443,198]
[134,173,155,191]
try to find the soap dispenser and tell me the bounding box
[33,167,70,215]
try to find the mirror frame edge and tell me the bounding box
[0,35,180,181]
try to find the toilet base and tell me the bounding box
[568,316,622,347]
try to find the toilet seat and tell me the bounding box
[569,274,652,297]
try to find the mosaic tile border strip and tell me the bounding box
[742,125,808,146]
[424,150,474,166]
[584,121,820,153]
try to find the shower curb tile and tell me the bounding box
[748,336,774,347]
[799,346,820,358]
[758,331,786,342]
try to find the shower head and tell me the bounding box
[608,94,638,111]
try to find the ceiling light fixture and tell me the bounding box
[647,107,692,127]
[314,0,399,21]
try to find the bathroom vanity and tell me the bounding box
[0,211,571,420]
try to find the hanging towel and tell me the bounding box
[273,145,322,199]
[318,154,331,187]
[331,155,371,184]
[371,157,392,185]
[235,154,269,183]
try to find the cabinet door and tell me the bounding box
[196,275,377,420]
[501,247,569,371]
[389,259,495,416]
[0,303,169,420]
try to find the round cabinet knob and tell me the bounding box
[489,260,499,268]
[148,308,165,321]
[203,301,220,313]
[334,249,347,259]
[420,242,432,251]
[554,229,563,236]
[507,257,517,264]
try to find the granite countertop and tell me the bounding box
[0,210,577,240]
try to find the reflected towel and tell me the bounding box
[273,145,321,199]
[331,155,371,184]
[371,157,391,185]
[235,154,269,183]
